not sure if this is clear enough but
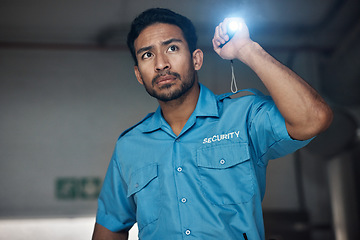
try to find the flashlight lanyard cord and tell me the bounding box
[230,60,238,93]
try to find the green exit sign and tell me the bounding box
[56,177,102,200]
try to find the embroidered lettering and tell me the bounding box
[202,131,241,144]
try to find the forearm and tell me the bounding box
[236,41,333,140]
[92,223,129,240]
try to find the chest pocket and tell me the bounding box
[197,142,254,205]
[127,163,161,230]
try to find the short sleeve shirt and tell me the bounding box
[96,83,312,240]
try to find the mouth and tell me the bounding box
[152,72,180,87]
[156,75,176,86]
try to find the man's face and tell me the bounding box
[134,23,202,102]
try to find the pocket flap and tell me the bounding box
[197,142,250,169]
[127,163,158,197]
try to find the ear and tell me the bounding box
[134,66,144,85]
[192,49,203,71]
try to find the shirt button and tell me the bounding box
[181,198,187,203]
[185,229,191,235]
[177,167,183,172]
[220,159,225,165]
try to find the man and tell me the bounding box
[92,8,333,240]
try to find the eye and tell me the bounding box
[142,52,153,60]
[168,45,178,52]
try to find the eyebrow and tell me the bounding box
[136,38,183,56]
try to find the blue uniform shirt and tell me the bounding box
[96,83,312,240]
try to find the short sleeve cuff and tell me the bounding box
[265,105,314,158]
[96,208,135,232]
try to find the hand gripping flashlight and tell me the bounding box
[219,18,243,48]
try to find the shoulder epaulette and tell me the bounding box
[118,112,154,139]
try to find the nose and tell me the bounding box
[155,53,170,72]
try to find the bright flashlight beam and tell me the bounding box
[227,19,243,36]
[228,21,241,33]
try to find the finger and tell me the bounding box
[212,38,221,55]
[218,22,229,42]
[219,21,227,36]
[212,38,218,49]
[214,26,226,45]
[212,37,222,49]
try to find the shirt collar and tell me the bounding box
[193,83,219,117]
[142,83,219,133]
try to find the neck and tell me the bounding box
[159,82,200,136]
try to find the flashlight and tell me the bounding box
[219,18,243,48]
[228,20,243,37]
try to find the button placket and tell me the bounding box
[173,136,193,238]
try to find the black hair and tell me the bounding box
[127,8,198,66]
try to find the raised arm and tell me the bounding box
[212,18,333,140]
[92,223,129,240]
